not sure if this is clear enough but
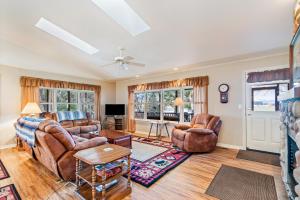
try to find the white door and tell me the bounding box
[246,110,281,153]
[245,82,287,153]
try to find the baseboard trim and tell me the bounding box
[0,144,16,150]
[217,143,244,150]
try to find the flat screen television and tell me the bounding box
[105,104,125,116]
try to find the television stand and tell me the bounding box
[103,116,125,131]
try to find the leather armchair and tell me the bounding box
[33,120,107,181]
[171,113,222,153]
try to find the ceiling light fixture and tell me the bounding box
[135,75,140,78]
[173,67,179,71]
[35,17,99,55]
[91,0,150,36]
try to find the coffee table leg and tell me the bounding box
[102,166,106,199]
[75,158,79,192]
[92,166,96,200]
[127,155,131,187]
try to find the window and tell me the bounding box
[252,83,288,112]
[39,88,95,117]
[134,87,194,122]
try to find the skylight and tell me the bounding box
[91,0,150,36]
[35,18,99,55]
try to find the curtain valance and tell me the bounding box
[246,68,290,83]
[128,76,209,93]
[20,76,101,92]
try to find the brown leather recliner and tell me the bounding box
[171,113,222,153]
[33,120,107,181]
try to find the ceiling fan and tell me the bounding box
[100,48,145,70]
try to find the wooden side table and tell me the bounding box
[148,121,170,139]
[74,144,132,200]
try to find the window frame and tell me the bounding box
[133,86,193,123]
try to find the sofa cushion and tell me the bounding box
[186,128,214,135]
[65,127,81,135]
[80,125,98,133]
[192,124,206,129]
[72,135,89,143]
[44,124,76,150]
[60,120,74,128]
[74,119,89,127]
[174,124,191,130]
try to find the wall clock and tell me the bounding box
[218,84,229,103]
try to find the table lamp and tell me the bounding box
[21,102,42,117]
[174,97,183,123]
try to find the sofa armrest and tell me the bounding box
[88,120,101,126]
[186,128,214,135]
[73,137,107,151]
[174,124,191,130]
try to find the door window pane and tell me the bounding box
[252,88,276,111]
[146,92,161,120]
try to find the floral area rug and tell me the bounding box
[129,137,191,187]
[0,160,9,180]
[0,184,21,200]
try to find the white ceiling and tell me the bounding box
[0,0,295,80]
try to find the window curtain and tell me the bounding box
[193,85,208,114]
[127,76,209,132]
[246,68,290,83]
[20,76,101,120]
[127,92,136,132]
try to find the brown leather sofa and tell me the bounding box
[41,112,101,139]
[171,113,222,153]
[33,120,107,181]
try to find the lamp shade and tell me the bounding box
[174,97,183,106]
[21,102,42,115]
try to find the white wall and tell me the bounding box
[115,53,289,148]
[0,64,116,148]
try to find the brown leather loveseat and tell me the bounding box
[33,119,107,181]
[42,111,101,139]
[171,113,222,153]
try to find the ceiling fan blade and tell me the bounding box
[124,56,134,61]
[127,62,145,67]
[99,61,117,68]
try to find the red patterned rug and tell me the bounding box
[0,184,21,200]
[129,137,191,187]
[0,160,9,180]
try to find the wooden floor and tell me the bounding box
[0,136,287,200]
